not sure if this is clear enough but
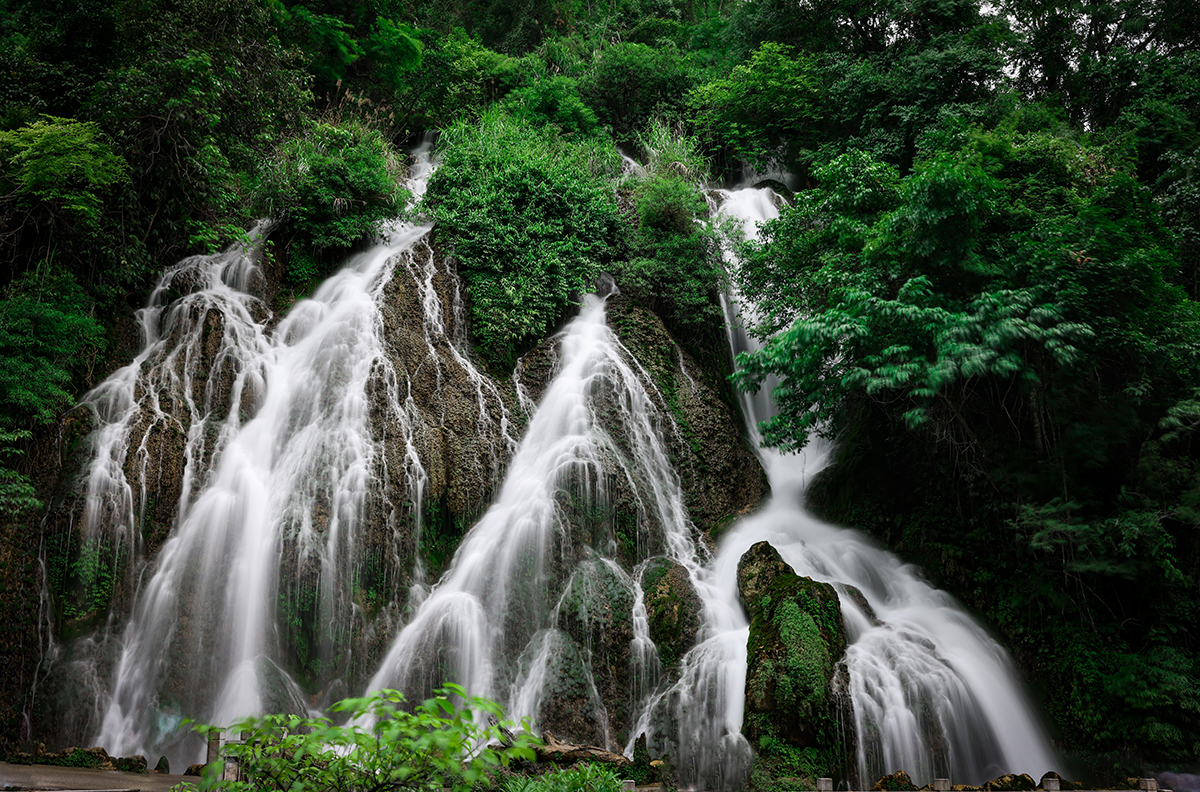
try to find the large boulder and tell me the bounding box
[737,541,849,788]
[642,557,702,670]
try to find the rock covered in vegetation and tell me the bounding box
[606,296,767,541]
[873,771,919,791]
[982,774,1037,791]
[555,558,635,742]
[737,541,849,788]
[642,557,702,669]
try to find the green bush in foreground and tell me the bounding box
[198,686,536,792]
[501,763,624,792]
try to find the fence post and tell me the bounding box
[206,730,222,767]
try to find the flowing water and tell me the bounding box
[66,139,506,768]
[367,282,729,761]
[704,186,1060,786]
[46,139,1058,787]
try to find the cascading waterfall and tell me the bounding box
[708,185,1060,785]
[368,285,713,744]
[40,133,1062,790]
[60,139,507,769]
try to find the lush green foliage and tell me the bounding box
[3,0,1200,772]
[0,116,127,230]
[501,763,625,792]
[502,76,598,137]
[582,43,697,143]
[424,110,621,365]
[255,119,407,283]
[688,42,820,169]
[200,686,537,792]
[614,121,728,349]
[737,119,1200,764]
[0,269,104,428]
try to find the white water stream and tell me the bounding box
[80,140,498,767]
[367,282,714,751]
[701,187,1060,786]
[50,138,1058,788]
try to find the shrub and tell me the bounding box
[502,76,598,137]
[200,686,537,792]
[0,267,104,428]
[582,43,695,143]
[614,122,726,344]
[0,115,127,230]
[501,763,625,792]
[254,119,406,284]
[424,109,621,366]
[687,42,821,171]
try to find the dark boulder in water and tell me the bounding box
[737,540,849,789]
[642,557,702,669]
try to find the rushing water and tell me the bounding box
[72,139,512,769]
[367,281,726,760]
[707,186,1060,786]
[47,137,1058,787]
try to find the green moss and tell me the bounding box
[740,545,847,787]
[642,557,701,669]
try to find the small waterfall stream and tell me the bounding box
[708,186,1060,785]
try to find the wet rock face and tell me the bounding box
[554,558,635,745]
[642,557,701,670]
[737,541,849,786]
[606,297,767,542]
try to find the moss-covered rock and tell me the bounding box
[981,774,1037,792]
[738,541,849,788]
[642,556,702,670]
[533,631,610,747]
[555,558,635,742]
[873,771,920,791]
[606,296,767,542]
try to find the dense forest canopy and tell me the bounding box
[0,0,1198,777]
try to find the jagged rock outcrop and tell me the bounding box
[737,541,850,790]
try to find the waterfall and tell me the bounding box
[368,286,716,752]
[42,134,1060,790]
[67,138,509,769]
[710,186,1060,785]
